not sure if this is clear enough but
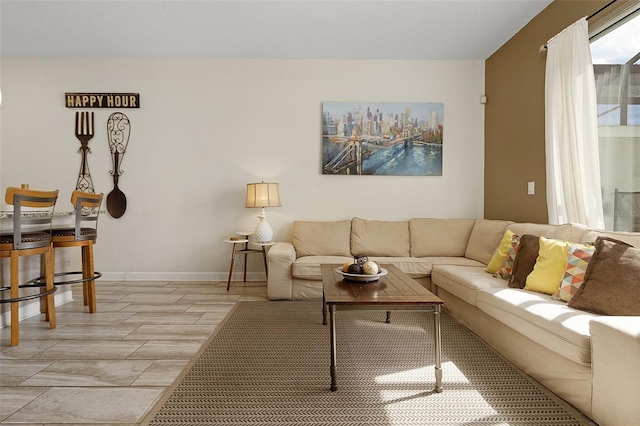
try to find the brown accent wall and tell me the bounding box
[484,0,625,223]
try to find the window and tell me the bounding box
[590,8,640,231]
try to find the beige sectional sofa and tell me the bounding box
[267,217,640,426]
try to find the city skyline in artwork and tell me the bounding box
[322,102,444,176]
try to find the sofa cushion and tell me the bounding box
[351,217,410,257]
[432,264,506,306]
[425,256,485,268]
[292,257,434,281]
[367,257,432,278]
[508,234,540,289]
[477,288,597,365]
[569,237,640,316]
[291,256,353,280]
[409,218,476,257]
[369,256,484,279]
[581,229,640,247]
[506,222,585,242]
[465,219,511,265]
[292,220,352,257]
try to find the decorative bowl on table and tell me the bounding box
[335,267,388,282]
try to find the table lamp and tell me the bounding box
[245,182,281,243]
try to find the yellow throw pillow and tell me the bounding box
[486,230,514,274]
[525,237,585,295]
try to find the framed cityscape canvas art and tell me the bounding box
[322,102,444,176]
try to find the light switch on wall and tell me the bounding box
[528,181,535,195]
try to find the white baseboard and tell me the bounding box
[99,271,267,282]
[0,288,73,328]
[1,271,265,328]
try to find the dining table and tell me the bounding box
[0,211,74,219]
[0,210,75,233]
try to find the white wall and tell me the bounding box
[1,58,485,281]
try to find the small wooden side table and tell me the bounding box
[224,232,274,291]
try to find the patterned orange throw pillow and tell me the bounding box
[494,233,520,279]
[552,244,595,302]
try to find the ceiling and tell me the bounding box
[0,0,553,61]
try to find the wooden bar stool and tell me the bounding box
[0,186,59,346]
[34,191,103,313]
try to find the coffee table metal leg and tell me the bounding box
[322,292,327,325]
[329,304,337,391]
[433,305,443,393]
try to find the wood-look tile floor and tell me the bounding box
[0,280,267,425]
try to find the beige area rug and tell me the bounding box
[149,301,589,425]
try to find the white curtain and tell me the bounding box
[545,17,604,228]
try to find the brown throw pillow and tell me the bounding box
[568,237,640,315]
[508,234,540,288]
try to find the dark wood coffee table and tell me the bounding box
[321,264,444,393]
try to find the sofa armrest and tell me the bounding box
[267,242,297,300]
[590,316,640,426]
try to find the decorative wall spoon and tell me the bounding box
[106,112,130,218]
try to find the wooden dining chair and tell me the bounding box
[0,186,59,346]
[40,191,104,313]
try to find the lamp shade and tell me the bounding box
[245,182,281,208]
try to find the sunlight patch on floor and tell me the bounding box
[375,366,435,384]
[375,361,468,385]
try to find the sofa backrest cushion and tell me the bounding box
[465,219,512,265]
[292,220,352,257]
[581,229,640,247]
[409,218,476,257]
[351,217,410,257]
[506,222,587,242]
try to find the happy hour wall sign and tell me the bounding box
[65,93,140,108]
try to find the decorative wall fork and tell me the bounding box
[75,111,96,195]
